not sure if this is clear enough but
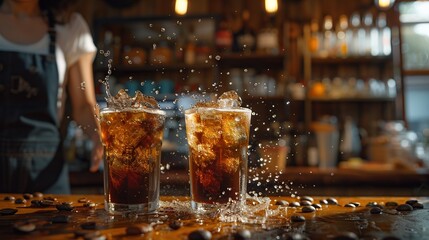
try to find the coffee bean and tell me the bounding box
[40,199,55,207]
[370,207,382,214]
[188,229,212,240]
[332,231,358,240]
[396,204,413,211]
[385,202,398,207]
[0,208,18,215]
[81,221,97,230]
[4,196,16,201]
[169,220,183,230]
[302,206,316,213]
[291,215,306,222]
[23,193,33,200]
[52,215,70,223]
[312,203,322,209]
[30,200,42,207]
[406,199,418,205]
[412,202,424,209]
[300,196,314,203]
[319,199,329,205]
[232,229,251,240]
[290,202,301,207]
[125,224,153,235]
[78,198,89,203]
[366,202,381,208]
[350,202,360,207]
[327,198,338,205]
[344,203,356,208]
[84,202,97,208]
[300,200,312,206]
[33,192,43,198]
[275,200,289,206]
[14,198,26,204]
[13,221,36,233]
[43,196,57,201]
[56,203,74,211]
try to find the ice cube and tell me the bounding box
[106,89,159,109]
[191,143,216,168]
[133,91,159,109]
[221,113,248,146]
[218,90,242,108]
[200,109,222,144]
[197,168,221,196]
[220,157,240,174]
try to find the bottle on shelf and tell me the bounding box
[256,16,279,55]
[309,19,321,56]
[232,9,256,54]
[336,15,349,57]
[215,16,233,53]
[377,12,392,56]
[363,12,374,56]
[349,12,364,56]
[320,15,335,57]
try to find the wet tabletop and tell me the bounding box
[0,194,428,240]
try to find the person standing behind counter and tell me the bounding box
[0,0,103,194]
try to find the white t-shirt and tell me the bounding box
[0,13,97,122]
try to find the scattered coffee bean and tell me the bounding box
[40,199,55,207]
[412,202,424,209]
[78,198,89,203]
[14,198,26,204]
[291,215,306,222]
[327,198,338,205]
[290,202,301,207]
[350,202,360,207]
[319,199,329,205]
[52,215,70,223]
[332,231,358,240]
[23,193,33,200]
[4,196,16,201]
[275,200,289,206]
[312,203,322,209]
[188,229,212,240]
[396,204,413,211]
[13,221,36,233]
[33,192,43,198]
[344,203,356,208]
[43,196,57,201]
[0,208,18,215]
[302,206,316,213]
[385,202,398,207]
[370,207,382,214]
[56,203,74,211]
[125,223,153,235]
[405,199,418,205]
[30,200,42,207]
[300,200,312,206]
[81,221,97,230]
[232,229,252,240]
[169,220,183,230]
[83,202,97,208]
[366,202,381,208]
[300,196,314,203]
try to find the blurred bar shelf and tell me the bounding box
[309,96,396,102]
[403,69,429,76]
[94,63,214,74]
[218,53,285,69]
[311,55,392,65]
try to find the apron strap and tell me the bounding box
[46,10,56,59]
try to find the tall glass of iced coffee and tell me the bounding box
[185,91,251,212]
[99,90,165,215]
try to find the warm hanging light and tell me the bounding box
[175,0,188,15]
[265,0,278,14]
[375,0,395,10]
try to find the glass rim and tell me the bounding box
[100,107,166,116]
[184,107,252,114]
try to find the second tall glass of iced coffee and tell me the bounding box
[185,91,251,212]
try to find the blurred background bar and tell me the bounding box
[65,0,429,196]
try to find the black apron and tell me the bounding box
[0,13,70,194]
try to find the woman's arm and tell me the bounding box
[68,52,103,172]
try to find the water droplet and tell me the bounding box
[161,27,166,32]
[80,82,86,90]
[215,55,221,61]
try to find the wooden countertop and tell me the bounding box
[69,167,429,196]
[1,194,428,239]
